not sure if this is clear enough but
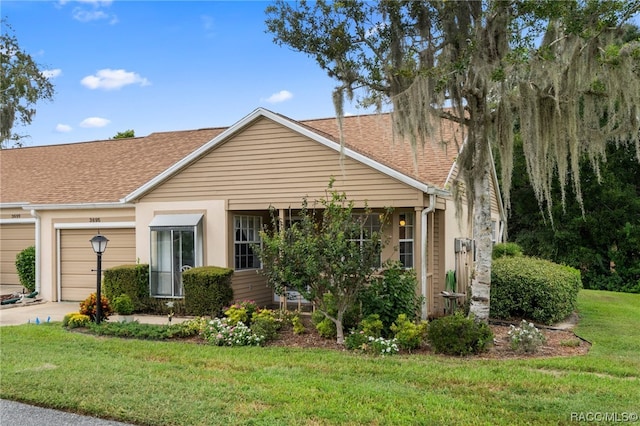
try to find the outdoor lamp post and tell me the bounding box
[90,234,109,324]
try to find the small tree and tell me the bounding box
[258,181,389,344]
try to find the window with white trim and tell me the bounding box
[399,212,414,268]
[234,215,261,270]
[351,213,382,267]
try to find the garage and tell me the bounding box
[59,227,136,301]
[0,221,35,292]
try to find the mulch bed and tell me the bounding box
[264,315,591,359]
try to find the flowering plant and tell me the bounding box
[345,330,399,356]
[366,336,400,356]
[201,317,264,346]
[508,320,546,353]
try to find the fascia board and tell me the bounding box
[23,202,133,211]
[54,221,135,229]
[0,202,30,209]
[0,218,36,225]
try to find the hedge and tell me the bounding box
[183,266,234,317]
[490,256,582,325]
[103,264,149,312]
[15,246,36,292]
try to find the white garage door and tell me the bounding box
[0,222,35,291]
[59,228,136,301]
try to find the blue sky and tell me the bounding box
[3,1,361,146]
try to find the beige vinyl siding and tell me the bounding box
[59,228,135,301]
[142,118,423,209]
[429,210,445,316]
[0,223,35,291]
[231,271,272,307]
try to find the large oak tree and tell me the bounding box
[266,0,640,321]
[1,21,54,148]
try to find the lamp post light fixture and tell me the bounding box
[90,234,109,324]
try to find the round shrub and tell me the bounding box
[390,314,428,350]
[112,294,134,315]
[250,309,280,342]
[15,246,36,292]
[427,312,493,356]
[491,256,582,325]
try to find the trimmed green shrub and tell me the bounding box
[390,313,428,350]
[427,312,493,356]
[103,264,149,312]
[359,314,384,338]
[359,261,421,336]
[15,246,36,292]
[86,320,203,340]
[492,242,523,259]
[291,314,306,335]
[224,300,258,326]
[491,256,582,324]
[183,266,234,317]
[112,294,134,315]
[315,317,337,339]
[250,309,280,342]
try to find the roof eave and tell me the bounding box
[23,201,134,211]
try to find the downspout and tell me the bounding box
[29,210,41,295]
[421,193,436,320]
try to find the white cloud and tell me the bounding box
[81,69,150,90]
[73,9,108,22]
[55,124,72,133]
[79,117,110,128]
[58,0,117,24]
[262,90,293,104]
[59,0,113,5]
[42,69,62,79]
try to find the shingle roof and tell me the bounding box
[299,113,461,188]
[0,128,225,205]
[0,111,460,206]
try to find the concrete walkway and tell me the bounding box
[0,300,186,326]
[0,399,134,426]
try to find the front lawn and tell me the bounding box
[0,289,638,425]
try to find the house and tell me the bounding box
[0,108,505,318]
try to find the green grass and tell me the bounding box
[1,289,638,425]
